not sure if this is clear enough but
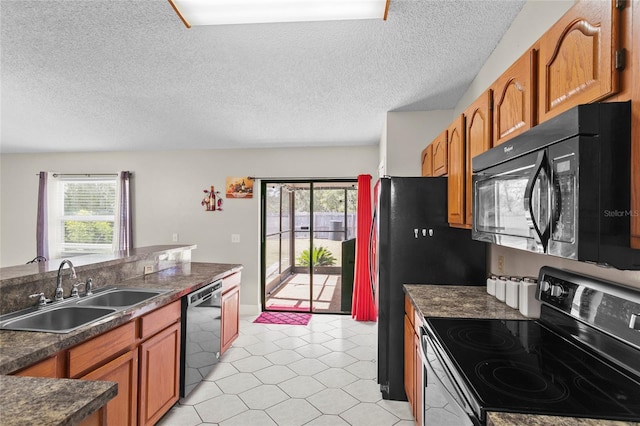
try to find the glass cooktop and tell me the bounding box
[426,317,640,421]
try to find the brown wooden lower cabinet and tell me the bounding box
[221,284,240,354]
[69,322,136,378]
[138,321,181,426]
[78,409,106,426]
[13,353,110,426]
[404,296,422,425]
[13,353,62,378]
[403,315,415,409]
[81,349,139,426]
[9,299,182,426]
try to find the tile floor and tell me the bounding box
[158,314,414,426]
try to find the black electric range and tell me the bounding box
[421,267,640,425]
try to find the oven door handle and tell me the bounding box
[524,150,551,251]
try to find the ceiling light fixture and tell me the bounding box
[168,0,391,28]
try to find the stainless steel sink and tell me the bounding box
[76,288,167,308]
[0,306,117,333]
[0,287,169,333]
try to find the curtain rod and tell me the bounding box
[248,176,357,181]
[36,173,123,177]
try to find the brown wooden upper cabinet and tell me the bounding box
[421,144,433,177]
[538,0,621,122]
[446,91,492,229]
[447,115,465,226]
[465,90,493,227]
[432,129,448,176]
[492,49,537,146]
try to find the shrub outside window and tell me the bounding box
[50,177,117,258]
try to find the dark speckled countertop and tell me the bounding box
[0,376,117,426]
[403,284,640,426]
[487,413,639,426]
[404,284,527,320]
[0,262,242,426]
[0,262,241,375]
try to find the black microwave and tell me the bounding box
[471,101,639,270]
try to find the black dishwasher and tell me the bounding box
[180,279,223,398]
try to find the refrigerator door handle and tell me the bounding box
[368,207,377,302]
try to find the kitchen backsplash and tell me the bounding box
[489,244,640,290]
[0,245,194,315]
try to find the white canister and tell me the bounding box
[519,277,541,318]
[506,276,521,309]
[487,275,497,295]
[495,276,508,302]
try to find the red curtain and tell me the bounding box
[352,174,377,321]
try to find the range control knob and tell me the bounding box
[630,314,640,331]
[550,285,566,298]
[540,280,551,293]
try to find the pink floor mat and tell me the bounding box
[253,311,312,325]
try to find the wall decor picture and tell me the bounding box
[202,186,223,211]
[226,177,254,198]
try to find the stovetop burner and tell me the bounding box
[475,359,570,403]
[445,323,522,354]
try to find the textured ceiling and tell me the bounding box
[0,0,525,154]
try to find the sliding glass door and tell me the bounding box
[264,184,293,292]
[261,179,357,314]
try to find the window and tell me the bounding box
[48,175,118,258]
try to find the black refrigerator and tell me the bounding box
[372,176,486,401]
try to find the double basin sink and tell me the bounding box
[0,288,169,333]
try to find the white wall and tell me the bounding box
[0,146,378,310]
[378,120,388,178]
[381,110,454,176]
[457,0,640,288]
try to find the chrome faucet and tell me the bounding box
[56,259,76,301]
[85,278,93,296]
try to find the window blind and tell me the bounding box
[60,178,117,251]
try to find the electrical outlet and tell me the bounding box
[172,233,179,242]
[144,266,153,275]
[231,234,240,243]
[497,255,505,274]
